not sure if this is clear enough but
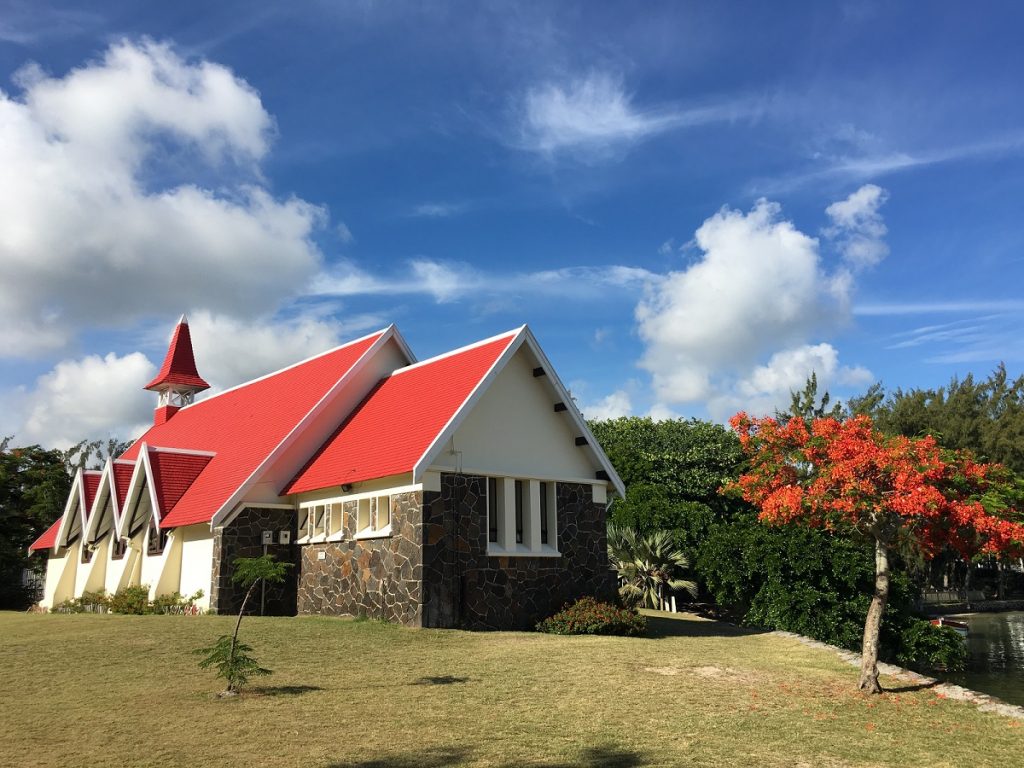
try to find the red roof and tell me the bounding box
[144,317,210,392]
[148,449,213,522]
[120,331,385,528]
[285,332,517,494]
[112,461,135,512]
[82,471,101,519]
[29,517,62,552]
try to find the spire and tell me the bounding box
[145,316,209,424]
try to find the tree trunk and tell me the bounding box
[226,580,260,694]
[858,540,890,694]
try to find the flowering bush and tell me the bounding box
[536,596,646,637]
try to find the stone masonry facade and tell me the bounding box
[291,473,615,630]
[210,506,298,616]
[296,492,423,624]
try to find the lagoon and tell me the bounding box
[942,611,1024,706]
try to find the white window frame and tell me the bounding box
[296,501,345,544]
[355,494,393,540]
[485,476,560,557]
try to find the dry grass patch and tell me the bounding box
[0,610,1019,767]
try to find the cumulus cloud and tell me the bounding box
[514,71,755,158]
[636,191,884,419]
[825,184,889,268]
[0,38,326,357]
[579,390,633,421]
[12,352,156,449]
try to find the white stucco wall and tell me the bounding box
[178,524,213,610]
[429,348,603,483]
[140,529,183,599]
[74,537,108,596]
[41,543,78,608]
[104,533,142,595]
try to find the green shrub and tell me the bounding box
[51,597,83,614]
[152,590,204,615]
[109,585,153,615]
[536,596,646,637]
[79,589,110,613]
[893,618,968,672]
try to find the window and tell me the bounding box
[298,502,344,543]
[539,481,549,545]
[356,495,392,538]
[147,522,168,556]
[486,477,559,556]
[111,537,127,560]
[488,477,498,543]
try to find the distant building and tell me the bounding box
[29,317,622,629]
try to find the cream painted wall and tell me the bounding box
[41,543,78,608]
[104,533,142,595]
[74,537,109,595]
[430,348,602,483]
[293,472,414,506]
[140,529,183,599]
[179,524,214,610]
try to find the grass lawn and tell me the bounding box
[0,610,1020,767]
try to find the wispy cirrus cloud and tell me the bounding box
[311,258,657,304]
[512,70,759,159]
[408,202,470,218]
[855,300,1024,316]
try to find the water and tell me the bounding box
[940,611,1024,706]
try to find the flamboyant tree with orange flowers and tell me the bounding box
[727,413,1024,693]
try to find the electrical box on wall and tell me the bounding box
[261,530,273,545]
[279,530,291,545]
[317,551,327,561]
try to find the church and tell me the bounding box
[29,318,623,629]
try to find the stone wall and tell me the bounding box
[210,506,298,616]
[296,492,423,625]
[422,474,616,631]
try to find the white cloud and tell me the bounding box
[824,184,889,268]
[579,389,633,421]
[0,38,326,357]
[12,352,156,449]
[185,310,384,391]
[336,221,355,244]
[514,71,755,158]
[635,193,881,419]
[312,258,657,304]
[409,202,469,218]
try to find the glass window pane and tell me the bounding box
[514,480,524,544]
[539,482,549,544]
[488,478,498,543]
[378,496,391,529]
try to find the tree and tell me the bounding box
[195,555,292,696]
[779,372,844,422]
[727,413,1024,693]
[0,439,73,608]
[607,525,698,609]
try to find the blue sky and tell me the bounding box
[1,1,1023,447]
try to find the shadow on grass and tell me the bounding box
[885,680,940,693]
[248,684,324,697]
[327,744,652,767]
[409,675,470,686]
[644,613,768,639]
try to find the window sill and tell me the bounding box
[354,527,392,541]
[325,532,345,543]
[487,545,562,558]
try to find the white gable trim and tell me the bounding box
[83,460,116,543]
[208,325,414,529]
[55,469,86,549]
[115,445,163,539]
[412,325,626,497]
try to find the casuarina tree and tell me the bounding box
[726,413,1024,693]
[195,554,292,696]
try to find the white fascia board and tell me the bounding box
[208,325,410,530]
[83,460,113,542]
[520,326,626,497]
[116,445,162,538]
[55,469,85,548]
[412,327,527,483]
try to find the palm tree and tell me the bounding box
[608,524,698,610]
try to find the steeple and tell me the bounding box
[145,314,209,424]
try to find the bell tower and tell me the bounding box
[144,314,210,425]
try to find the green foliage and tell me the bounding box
[698,514,922,654]
[61,437,134,473]
[0,439,72,609]
[779,372,844,422]
[194,635,271,691]
[892,618,968,672]
[51,597,84,614]
[608,525,698,608]
[151,590,204,615]
[231,554,292,588]
[536,597,646,637]
[589,417,746,550]
[109,585,154,615]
